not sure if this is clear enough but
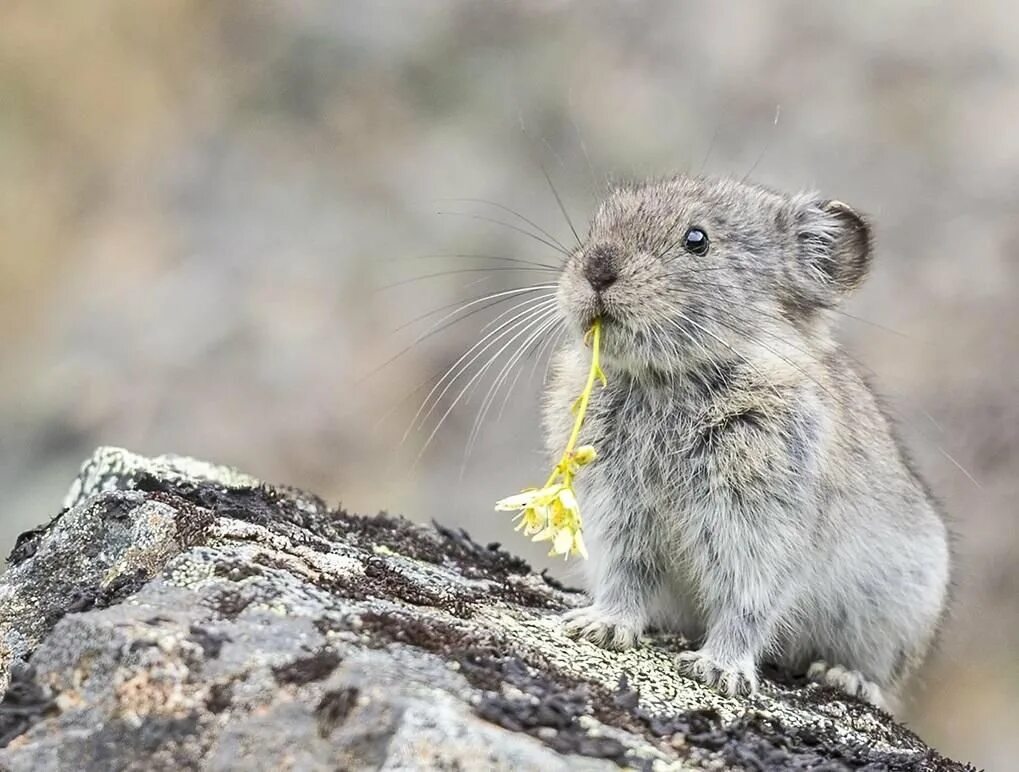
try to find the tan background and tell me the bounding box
[1,2,1016,766]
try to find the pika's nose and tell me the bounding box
[583,245,619,292]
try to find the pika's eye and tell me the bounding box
[683,226,709,256]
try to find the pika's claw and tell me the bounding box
[561,606,641,651]
[675,649,757,697]
[807,660,887,708]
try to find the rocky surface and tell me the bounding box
[0,447,971,771]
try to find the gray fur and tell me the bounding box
[546,175,951,711]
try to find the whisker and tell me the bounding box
[742,104,781,183]
[678,305,895,443]
[436,211,572,257]
[708,299,975,485]
[686,306,850,410]
[664,312,784,404]
[391,284,555,335]
[462,313,562,468]
[470,312,562,438]
[656,313,742,402]
[663,311,862,451]
[654,212,692,259]
[361,284,558,382]
[541,326,568,386]
[376,265,559,293]
[666,276,910,339]
[699,125,721,175]
[566,90,609,203]
[670,300,980,486]
[936,446,982,489]
[414,305,561,462]
[404,298,560,444]
[385,252,562,271]
[479,292,557,334]
[438,199,571,256]
[539,162,583,248]
[370,297,550,434]
[517,112,591,242]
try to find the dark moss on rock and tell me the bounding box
[205,681,234,714]
[188,624,229,660]
[64,568,151,616]
[315,687,359,738]
[272,649,343,687]
[0,665,55,748]
[463,652,630,764]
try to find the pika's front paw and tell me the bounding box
[675,649,758,697]
[561,606,642,651]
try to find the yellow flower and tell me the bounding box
[495,485,564,537]
[494,319,605,561]
[529,487,589,560]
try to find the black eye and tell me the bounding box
[683,226,709,256]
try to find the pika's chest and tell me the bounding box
[576,381,704,496]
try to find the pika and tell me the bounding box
[546,175,951,710]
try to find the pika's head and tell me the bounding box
[557,175,872,374]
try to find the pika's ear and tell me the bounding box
[790,195,872,299]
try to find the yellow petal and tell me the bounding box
[495,490,539,511]
[557,487,580,517]
[495,485,560,511]
[572,446,597,466]
[531,526,556,543]
[522,512,547,535]
[573,531,589,559]
[552,527,573,556]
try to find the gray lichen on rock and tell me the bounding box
[0,447,971,770]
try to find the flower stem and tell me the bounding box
[544,318,602,487]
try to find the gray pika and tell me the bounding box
[545,174,951,711]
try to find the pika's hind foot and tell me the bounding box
[561,606,642,650]
[676,649,758,697]
[808,660,887,708]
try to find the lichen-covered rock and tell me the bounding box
[0,447,971,771]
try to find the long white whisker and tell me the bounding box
[415,305,560,462]
[541,327,568,386]
[669,279,909,339]
[363,284,558,384]
[404,298,560,443]
[463,312,562,464]
[393,283,554,335]
[438,199,572,257]
[665,312,781,404]
[529,321,566,389]
[436,211,571,257]
[691,306,854,412]
[479,292,557,335]
[377,266,558,292]
[386,252,562,271]
[539,163,582,248]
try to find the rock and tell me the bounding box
[0,447,971,771]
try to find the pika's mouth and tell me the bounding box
[579,307,628,359]
[575,298,613,337]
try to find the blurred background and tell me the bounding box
[1,1,1016,766]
